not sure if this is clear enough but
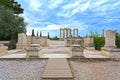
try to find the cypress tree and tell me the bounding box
[37,31,38,37]
[48,32,50,39]
[40,31,42,37]
[31,29,35,36]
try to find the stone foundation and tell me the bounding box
[85,47,95,50]
[101,47,120,58]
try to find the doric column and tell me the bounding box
[66,29,68,38]
[70,29,72,37]
[60,28,62,40]
[63,28,65,39]
[73,29,75,37]
[76,29,78,37]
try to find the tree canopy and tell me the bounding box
[0,0,24,14]
[0,0,26,49]
[0,6,26,40]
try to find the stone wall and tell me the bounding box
[49,40,65,46]
[83,36,94,47]
[65,37,84,47]
[0,41,10,46]
[29,36,48,46]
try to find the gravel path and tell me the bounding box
[70,61,120,80]
[0,59,47,80]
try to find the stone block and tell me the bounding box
[104,30,116,47]
[101,47,120,58]
[26,44,42,58]
[0,44,8,56]
[85,47,95,50]
[16,33,28,49]
[70,44,84,57]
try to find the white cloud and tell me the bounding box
[64,22,88,31]
[49,0,63,9]
[114,1,120,6]
[41,24,61,30]
[80,1,90,12]
[94,0,108,7]
[57,1,90,18]
[29,0,41,11]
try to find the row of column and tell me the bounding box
[60,28,78,40]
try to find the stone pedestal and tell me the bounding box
[101,30,120,58]
[84,36,95,50]
[0,44,8,56]
[104,30,116,48]
[70,44,84,57]
[26,44,42,58]
[101,48,120,58]
[16,33,28,49]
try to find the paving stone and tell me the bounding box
[42,58,73,80]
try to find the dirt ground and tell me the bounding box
[69,60,120,80]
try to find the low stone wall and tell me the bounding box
[0,41,10,46]
[27,36,48,46]
[48,40,65,46]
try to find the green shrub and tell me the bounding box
[90,31,105,50]
[94,37,105,50]
[116,32,120,48]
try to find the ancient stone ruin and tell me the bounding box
[102,30,120,58]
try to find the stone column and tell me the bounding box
[76,29,78,37]
[66,29,68,38]
[104,30,116,48]
[73,29,75,37]
[60,28,62,40]
[67,29,69,37]
[63,29,65,39]
[70,29,72,37]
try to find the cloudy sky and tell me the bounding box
[16,0,120,37]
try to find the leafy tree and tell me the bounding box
[90,31,105,50]
[0,6,26,49]
[51,36,59,40]
[0,0,24,14]
[116,32,120,48]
